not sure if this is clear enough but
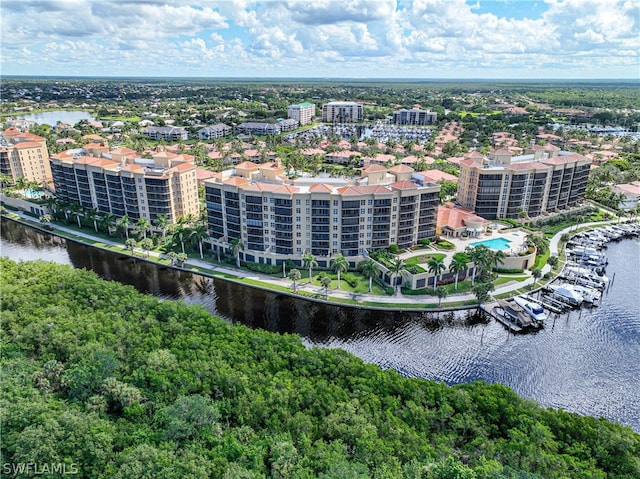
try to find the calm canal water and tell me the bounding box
[1,218,639,432]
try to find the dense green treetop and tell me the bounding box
[1,259,638,478]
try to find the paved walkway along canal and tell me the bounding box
[2,210,620,308]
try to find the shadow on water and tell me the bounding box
[2,217,639,432]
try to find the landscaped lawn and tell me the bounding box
[404,253,446,267]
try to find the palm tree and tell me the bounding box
[85,208,99,232]
[490,250,506,272]
[530,267,543,290]
[427,256,446,291]
[172,224,189,253]
[136,217,151,239]
[359,259,379,293]
[436,286,448,307]
[288,269,301,292]
[189,224,209,259]
[99,213,115,235]
[320,275,332,299]
[153,215,170,242]
[449,255,469,291]
[466,245,490,286]
[117,215,131,240]
[389,257,406,294]
[331,254,349,290]
[43,196,57,216]
[302,253,318,285]
[230,237,244,268]
[68,202,82,228]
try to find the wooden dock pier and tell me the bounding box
[480,302,523,333]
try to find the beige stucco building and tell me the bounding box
[204,163,440,266]
[50,147,199,224]
[0,128,52,184]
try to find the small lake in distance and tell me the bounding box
[14,110,96,127]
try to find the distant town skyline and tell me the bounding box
[1,0,638,79]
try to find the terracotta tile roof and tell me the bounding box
[389,164,414,172]
[417,170,458,182]
[223,176,251,186]
[309,183,334,193]
[362,164,387,172]
[389,181,418,191]
[235,161,258,169]
[196,168,216,180]
[12,141,42,149]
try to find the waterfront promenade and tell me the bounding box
[2,210,617,308]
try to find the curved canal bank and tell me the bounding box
[2,217,639,432]
[0,211,553,310]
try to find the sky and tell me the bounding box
[1,0,638,79]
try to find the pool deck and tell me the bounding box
[399,228,529,267]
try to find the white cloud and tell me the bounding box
[0,0,637,78]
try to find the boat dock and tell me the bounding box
[480,302,523,333]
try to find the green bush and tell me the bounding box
[388,244,399,254]
[494,268,524,274]
[419,238,431,246]
[244,262,282,275]
[436,240,455,250]
[342,272,359,288]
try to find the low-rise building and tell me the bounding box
[204,164,440,266]
[141,126,189,142]
[197,124,232,140]
[612,182,640,210]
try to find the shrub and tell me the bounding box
[543,272,553,279]
[342,272,359,288]
[385,286,394,295]
[388,244,399,254]
[244,262,281,275]
[419,238,431,246]
[494,268,524,274]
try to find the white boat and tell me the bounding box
[548,284,584,306]
[514,296,548,323]
[571,284,601,304]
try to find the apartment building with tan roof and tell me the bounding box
[457,145,591,220]
[0,128,52,184]
[50,147,199,224]
[204,164,440,266]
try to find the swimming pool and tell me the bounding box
[469,237,512,250]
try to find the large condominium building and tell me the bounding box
[288,102,316,125]
[457,146,591,220]
[204,163,440,266]
[50,148,199,223]
[393,109,437,125]
[0,128,52,184]
[322,101,364,123]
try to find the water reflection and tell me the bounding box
[1,217,639,432]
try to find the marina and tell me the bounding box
[1,218,639,432]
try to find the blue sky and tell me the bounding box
[1,0,638,79]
